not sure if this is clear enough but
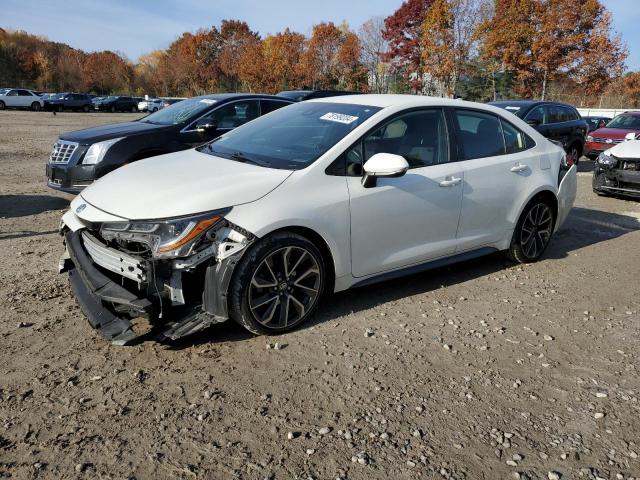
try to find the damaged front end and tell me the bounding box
[59,209,255,345]
[593,152,640,198]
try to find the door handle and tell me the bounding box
[510,163,528,173]
[439,176,462,187]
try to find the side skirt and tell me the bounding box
[351,247,498,289]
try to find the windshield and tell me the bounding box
[141,97,216,125]
[0,88,9,95]
[493,104,525,118]
[199,101,381,170]
[605,114,640,129]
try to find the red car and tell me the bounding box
[585,112,640,159]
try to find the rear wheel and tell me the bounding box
[507,198,555,263]
[82,104,89,112]
[229,232,325,335]
[0,101,5,110]
[57,105,63,112]
[569,143,581,165]
[131,105,138,113]
[110,105,116,113]
[31,102,41,111]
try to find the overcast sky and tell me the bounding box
[2,0,638,69]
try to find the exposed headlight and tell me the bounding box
[100,212,226,258]
[597,152,617,166]
[83,137,123,165]
[586,135,594,142]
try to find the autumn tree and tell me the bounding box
[83,51,132,94]
[479,0,626,99]
[358,17,390,93]
[421,0,489,97]
[300,22,367,91]
[623,72,640,108]
[382,0,434,92]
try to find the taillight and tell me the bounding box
[564,153,574,168]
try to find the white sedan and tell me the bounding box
[59,95,576,344]
[137,98,164,112]
[0,88,44,110]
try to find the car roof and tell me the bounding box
[307,94,518,112]
[192,93,292,102]
[490,100,576,109]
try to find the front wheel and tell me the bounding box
[0,101,5,110]
[110,105,116,113]
[228,232,326,335]
[82,104,89,112]
[31,102,41,111]
[507,198,555,263]
[131,106,138,113]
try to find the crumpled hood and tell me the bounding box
[606,139,640,159]
[80,149,292,220]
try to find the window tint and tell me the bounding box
[204,100,260,129]
[563,106,579,121]
[501,119,534,153]
[261,100,290,115]
[525,106,545,124]
[454,110,504,159]
[363,109,449,168]
[18,90,32,96]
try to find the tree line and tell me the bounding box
[1,0,639,107]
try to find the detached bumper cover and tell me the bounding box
[64,230,152,344]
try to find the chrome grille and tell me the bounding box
[49,140,79,164]
[592,137,624,145]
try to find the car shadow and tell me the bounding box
[0,195,70,218]
[577,159,595,173]
[161,206,640,349]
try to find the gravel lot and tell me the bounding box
[0,110,639,480]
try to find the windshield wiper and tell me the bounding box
[227,151,270,167]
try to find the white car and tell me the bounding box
[138,98,164,112]
[59,95,577,344]
[0,88,44,111]
[593,133,640,198]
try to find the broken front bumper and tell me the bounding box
[61,226,250,345]
[593,165,640,198]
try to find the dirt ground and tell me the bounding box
[0,110,639,480]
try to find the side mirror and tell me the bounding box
[624,132,637,141]
[195,119,218,134]
[362,153,409,188]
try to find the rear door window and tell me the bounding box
[261,99,290,115]
[454,110,505,160]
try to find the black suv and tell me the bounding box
[95,96,139,112]
[47,93,293,193]
[277,90,362,102]
[44,93,93,112]
[490,100,588,162]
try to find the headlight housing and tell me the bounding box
[597,152,617,167]
[100,211,226,258]
[83,137,123,165]
[586,135,594,142]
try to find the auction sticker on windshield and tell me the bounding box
[320,112,359,124]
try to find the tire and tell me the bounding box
[131,106,138,113]
[569,143,581,165]
[0,101,5,110]
[31,102,41,111]
[110,105,116,113]
[82,104,89,112]
[57,105,63,112]
[228,232,326,335]
[507,197,555,263]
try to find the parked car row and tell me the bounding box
[0,88,183,113]
[57,94,577,344]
